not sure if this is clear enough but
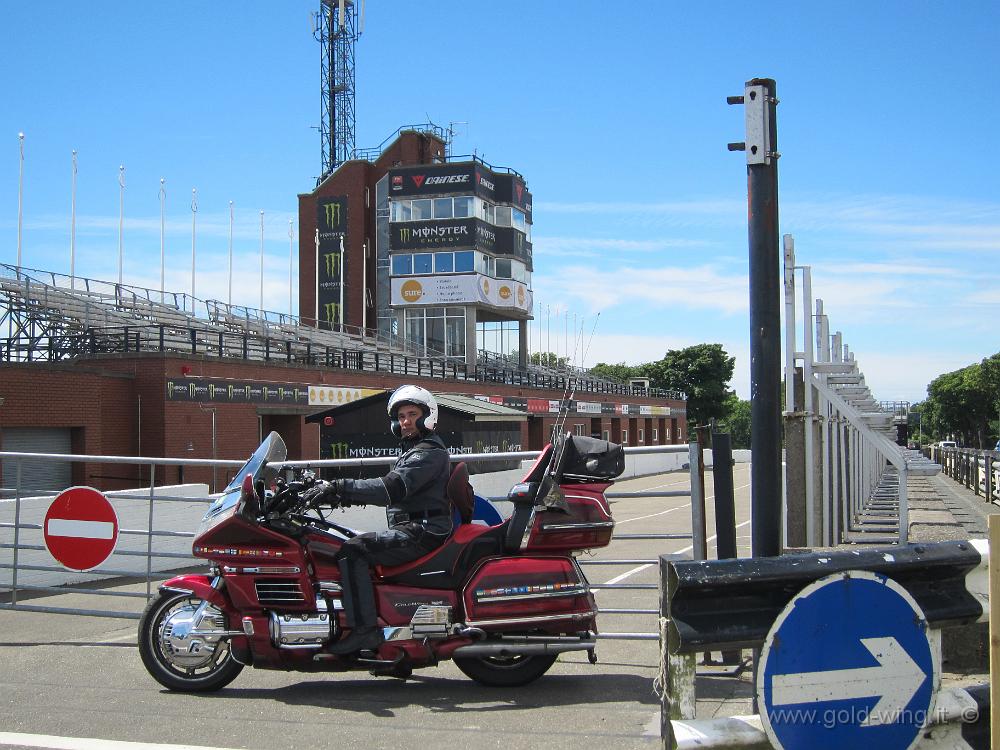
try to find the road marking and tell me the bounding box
[614,505,688,526]
[0,733,243,750]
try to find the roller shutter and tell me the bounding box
[1,427,73,492]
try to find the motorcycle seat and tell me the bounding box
[374,522,503,588]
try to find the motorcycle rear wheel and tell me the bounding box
[454,653,557,687]
[138,590,244,692]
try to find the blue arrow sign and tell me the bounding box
[757,570,937,750]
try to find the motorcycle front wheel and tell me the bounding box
[138,590,244,692]
[454,653,557,687]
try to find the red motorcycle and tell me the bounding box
[138,430,624,690]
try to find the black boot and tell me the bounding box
[329,559,383,655]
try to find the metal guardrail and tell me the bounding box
[930,446,999,503]
[0,444,701,634]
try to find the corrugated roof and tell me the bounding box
[435,393,527,422]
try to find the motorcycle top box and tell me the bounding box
[139,430,624,691]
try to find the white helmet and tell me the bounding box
[387,384,438,437]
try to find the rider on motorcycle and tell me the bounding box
[302,384,452,654]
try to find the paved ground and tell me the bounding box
[0,466,752,750]
[0,463,989,748]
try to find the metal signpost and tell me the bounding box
[757,570,938,750]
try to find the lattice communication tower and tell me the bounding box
[315,0,362,184]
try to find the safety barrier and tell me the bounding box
[658,540,990,749]
[0,443,712,634]
[930,445,999,503]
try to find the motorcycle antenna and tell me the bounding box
[552,312,601,441]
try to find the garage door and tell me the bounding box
[1,427,73,492]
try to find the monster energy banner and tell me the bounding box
[166,378,310,405]
[317,196,348,328]
[480,395,680,416]
[320,429,523,476]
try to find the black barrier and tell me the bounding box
[663,540,985,653]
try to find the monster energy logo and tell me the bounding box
[323,252,341,278]
[323,202,342,228]
[323,302,342,324]
[329,442,349,459]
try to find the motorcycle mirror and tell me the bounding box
[236,473,261,519]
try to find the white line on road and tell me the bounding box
[0,733,242,750]
[600,518,754,586]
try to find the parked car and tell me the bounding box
[938,440,957,449]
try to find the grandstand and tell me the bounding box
[0,262,682,400]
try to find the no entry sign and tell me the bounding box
[44,486,120,571]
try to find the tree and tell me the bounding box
[720,394,752,448]
[924,364,992,447]
[590,362,641,384]
[642,344,735,428]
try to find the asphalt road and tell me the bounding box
[0,464,753,750]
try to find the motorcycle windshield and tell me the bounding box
[201,431,287,522]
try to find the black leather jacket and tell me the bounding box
[339,433,452,535]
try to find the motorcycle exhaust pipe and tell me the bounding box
[452,639,596,657]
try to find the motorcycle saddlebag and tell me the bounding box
[559,435,625,481]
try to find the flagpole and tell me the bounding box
[17,133,24,275]
[190,188,197,311]
[259,210,265,315]
[70,151,78,290]
[288,219,294,317]
[117,165,125,288]
[228,201,234,308]
[159,179,165,303]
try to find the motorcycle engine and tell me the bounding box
[268,595,340,648]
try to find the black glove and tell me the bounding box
[301,479,344,508]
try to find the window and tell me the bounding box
[434,253,454,273]
[494,206,512,227]
[652,428,658,442]
[602,430,610,441]
[495,258,512,279]
[574,424,584,436]
[638,429,645,444]
[455,251,474,272]
[433,198,453,219]
[454,196,473,218]
[480,200,494,224]
[391,254,412,275]
[413,253,433,274]
[621,430,628,445]
[392,201,411,222]
[411,199,432,220]
[512,208,526,233]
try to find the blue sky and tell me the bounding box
[2,2,998,402]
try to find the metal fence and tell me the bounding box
[929,445,999,503]
[0,444,706,636]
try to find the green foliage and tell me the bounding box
[920,352,1000,448]
[640,343,735,427]
[530,351,570,368]
[590,362,641,383]
[720,394,752,448]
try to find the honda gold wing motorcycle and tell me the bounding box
[138,430,624,690]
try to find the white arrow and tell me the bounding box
[771,637,927,726]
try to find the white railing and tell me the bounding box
[782,235,940,546]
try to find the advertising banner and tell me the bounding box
[166,378,310,405]
[308,386,383,407]
[317,196,348,328]
[494,225,533,269]
[390,165,475,197]
[494,174,532,222]
[392,218,475,251]
[390,274,533,314]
